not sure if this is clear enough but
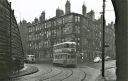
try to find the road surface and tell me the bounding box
[9,60,116,81]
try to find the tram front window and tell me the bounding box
[71,55,75,59]
[70,44,75,48]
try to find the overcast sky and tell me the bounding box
[8,0,115,24]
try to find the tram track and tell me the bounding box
[43,66,86,81]
[11,65,87,81]
[37,67,63,81]
[61,67,86,81]
[79,69,86,81]
[11,65,53,81]
[60,69,73,81]
[42,67,74,81]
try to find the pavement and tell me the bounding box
[9,64,39,78]
[105,67,116,81]
[81,60,116,81]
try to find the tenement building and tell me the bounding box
[19,20,31,57]
[27,0,115,62]
[105,22,116,60]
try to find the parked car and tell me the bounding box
[105,56,111,61]
[24,55,36,63]
[93,57,102,63]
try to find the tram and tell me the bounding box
[53,42,77,67]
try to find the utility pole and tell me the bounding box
[102,0,106,78]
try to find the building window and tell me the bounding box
[30,27,32,32]
[36,34,37,40]
[47,41,48,48]
[38,34,39,39]
[75,16,77,22]
[33,26,35,31]
[33,35,35,40]
[54,21,56,26]
[62,18,65,24]
[31,27,33,32]
[75,25,80,34]
[47,30,51,37]
[38,25,40,30]
[30,43,31,47]
[37,44,39,49]
[35,43,36,49]
[39,32,41,37]
[57,28,61,37]
[39,43,41,48]
[28,35,31,41]
[78,42,80,46]
[78,38,80,40]
[75,16,80,22]
[52,29,56,36]
[47,33,48,38]
[42,32,44,36]
[38,52,41,58]
[45,23,47,28]
[47,21,51,28]
[37,26,39,31]
[39,25,41,30]
[42,24,44,29]
[28,27,30,32]
[100,41,102,47]
[78,16,80,22]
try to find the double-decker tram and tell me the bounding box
[53,42,77,67]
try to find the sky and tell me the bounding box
[8,0,115,24]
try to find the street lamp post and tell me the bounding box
[102,0,106,78]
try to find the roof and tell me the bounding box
[53,42,76,46]
[27,55,35,56]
